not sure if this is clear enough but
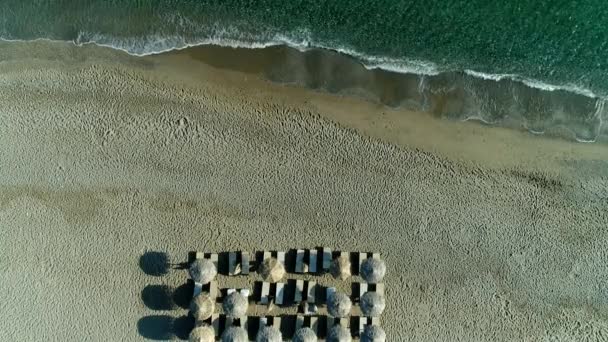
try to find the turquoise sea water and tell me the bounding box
[1,1,607,141]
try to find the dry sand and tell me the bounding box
[0,41,607,341]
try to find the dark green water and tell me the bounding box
[1,1,607,141]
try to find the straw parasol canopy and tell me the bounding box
[259,257,286,282]
[330,255,351,280]
[190,292,215,321]
[221,326,248,342]
[292,327,318,342]
[360,325,386,342]
[189,324,215,342]
[189,259,217,284]
[360,292,386,317]
[255,326,282,342]
[327,292,352,318]
[326,325,352,342]
[222,292,249,318]
[360,258,386,283]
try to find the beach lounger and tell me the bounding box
[210,254,218,267]
[309,249,318,273]
[212,313,220,337]
[376,283,384,295]
[275,282,285,305]
[241,252,250,275]
[225,316,234,328]
[277,251,286,265]
[322,247,332,271]
[228,252,238,275]
[359,283,368,297]
[358,316,368,335]
[307,281,317,304]
[310,316,319,334]
[295,249,305,273]
[272,316,281,329]
[209,281,219,299]
[295,315,304,331]
[294,279,304,302]
[238,316,248,330]
[340,317,349,328]
[326,316,335,330]
[358,252,367,275]
[259,316,268,330]
[193,282,203,297]
[260,282,271,305]
[326,287,336,301]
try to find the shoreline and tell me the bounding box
[161,43,608,144]
[2,38,607,143]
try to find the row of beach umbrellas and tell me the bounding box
[189,256,387,284]
[189,282,386,341]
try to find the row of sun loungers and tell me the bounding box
[192,280,383,308]
[191,249,381,276]
[202,314,381,338]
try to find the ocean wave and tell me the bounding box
[85,32,608,101]
[1,29,604,101]
[463,70,600,99]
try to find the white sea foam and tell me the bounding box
[1,30,603,101]
[464,69,601,98]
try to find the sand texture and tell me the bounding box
[1,41,608,341]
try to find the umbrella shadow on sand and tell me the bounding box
[141,283,193,310]
[139,251,196,340]
[137,315,194,340]
[139,251,171,276]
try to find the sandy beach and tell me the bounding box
[1,41,607,341]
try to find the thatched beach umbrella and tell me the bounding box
[190,292,215,321]
[223,292,249,318]
[189,259,217,284]
[189,324,215,342]
[327,292,352,318]
[255,326,282,342]
[360,325,386,342]
[221,326,248,342]
[360,292,385,317]
[360,258,386,283]
[326,325,352,342]
[330,255,351,280]
[292,327,318,342]
[259,257,285,282]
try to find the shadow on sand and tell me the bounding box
[137,315,194,340]
[139,251,170,276]
[141,285,176,310]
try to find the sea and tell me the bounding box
[1,1,607,142]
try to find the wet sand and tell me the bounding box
[0,41,607,341]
